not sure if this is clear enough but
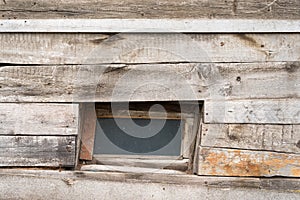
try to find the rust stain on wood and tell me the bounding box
[291,168,300,177]
[198,147,300,177]
[235,34,261,48]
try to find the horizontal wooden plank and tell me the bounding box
[201,124,300,153]
[0,19,299,32]
[0,62,299,102]
[0,103,79,135]
[1,170,300,199]
[1,0,299,20]
[204,99,300,124]
[0,34,299,64]
[1,169,300,193]
[197,147,300,177]
[0,136,76,167]
[95,102,198,119]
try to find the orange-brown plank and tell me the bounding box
[79,103,97,160]
[197,147,300,177]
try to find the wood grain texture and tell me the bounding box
[0,62,299,102]
[182,117,198,158]
[0,0,299,19]
[197,147,300,177]
[95,101,196,119]
[1,19,299,33]
[79,103,96,160]
[201,124,300,153]
[0,103,79,135]
[1,169,300,195]
[0,136,76,167]
[192,110,203,174]
[204,99,300,124]
[0,33,299,64]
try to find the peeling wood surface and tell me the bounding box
[201,124,300,153]
[1,19,299,33]
[204,99,300,124]
[0,0,299,19]
[197,147,300,177]
[0,34,299,64]
[0,136,76,167]
[0,62,299,102]
[0,103,79,135]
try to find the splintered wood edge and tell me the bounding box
[0,19,299,33]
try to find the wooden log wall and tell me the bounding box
[0,0,299,177]
[0,104,78,167]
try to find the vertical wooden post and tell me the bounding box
[79,103,97,161]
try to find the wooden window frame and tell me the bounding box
[79,101,201,173]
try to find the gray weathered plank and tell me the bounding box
[0,62,299,102]
[1,170,300,199]
[197,147,300,177]
[204,99,300,124]
[1,19,299,33]
[201,124,300,153]
[0,136,76,167]
[1,169,300,193]
[0,0,299,19]
[0,33,299,64]
[0,103,79,135]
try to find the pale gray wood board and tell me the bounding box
[0,62,299,102]
[0,34,299,64]
[201,124,300,153]
[0,136,76,167]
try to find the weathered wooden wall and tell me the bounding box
[1,0,300,19]
[0,0,299,180]
[0,104,78,167]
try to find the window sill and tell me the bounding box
[80,164,186,175]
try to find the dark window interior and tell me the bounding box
[94,118,182,156]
